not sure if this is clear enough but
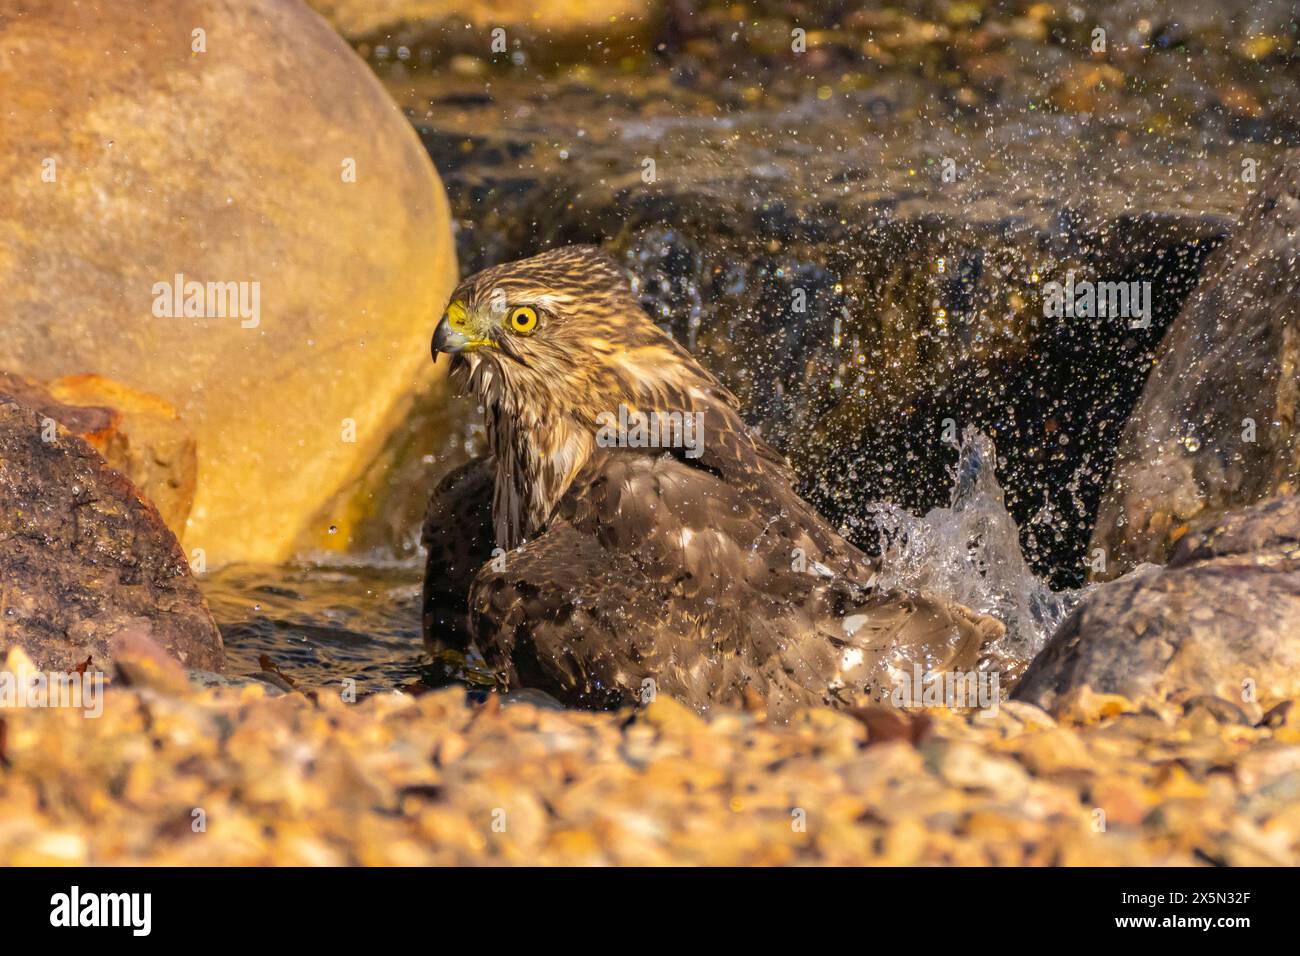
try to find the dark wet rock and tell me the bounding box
[46,375,197,540]
[307,0,658,67]
[0,372,197,539]
[420,456,495,647]
[1182,694,1252,727]
[1167,492,1300,566]
[1090,149,1300,578]
[0,394,223,673]
[1015,495,1300,719]
[0,372,116,439]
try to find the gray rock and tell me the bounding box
[1090,150,1300,577]
[1015,495,1300,719]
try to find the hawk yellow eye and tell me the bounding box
[508,305,538,334]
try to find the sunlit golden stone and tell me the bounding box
[307,0,657,51]
[0,0,457,564]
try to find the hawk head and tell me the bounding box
[432,245,708,407]
[431,245,754,549]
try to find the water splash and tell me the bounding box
[869,427,1089,664]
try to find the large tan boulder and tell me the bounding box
[0,0,457,565]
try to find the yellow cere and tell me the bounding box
[447,300,468,331]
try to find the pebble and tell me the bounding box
[0,679,1297,864]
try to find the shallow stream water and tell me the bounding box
[201,562,430,695]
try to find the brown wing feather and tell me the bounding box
[421,456,496,649]
[468,446,1000,718]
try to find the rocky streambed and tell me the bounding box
[4,654,1300,865]
[2,0,1300,866]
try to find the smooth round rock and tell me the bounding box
[1016,495,1300,719]
[0,0,457,564]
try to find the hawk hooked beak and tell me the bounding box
[431,317,471,356]
[432,300,495,359]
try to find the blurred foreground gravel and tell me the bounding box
[2,646,1298,866]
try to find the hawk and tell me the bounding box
[423,246,1001,718]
